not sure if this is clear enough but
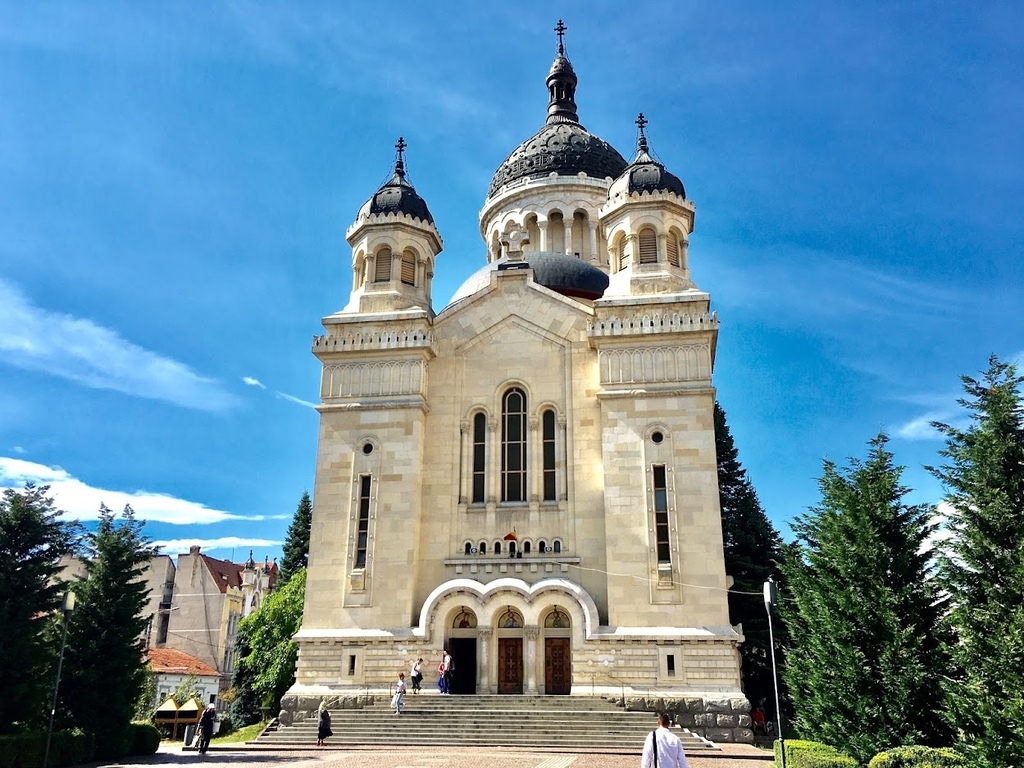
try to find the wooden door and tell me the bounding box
[497,637,523,694]
[544,637,571,694]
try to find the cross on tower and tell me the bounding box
[635,113,649,153]
[394,136,407,174]
[635,113,648,133]
[554,19,567,53]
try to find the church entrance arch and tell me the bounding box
[446,607,478,695]
[496,606,524,694]
[542,607,572,695]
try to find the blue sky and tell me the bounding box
[2,2,1022,562]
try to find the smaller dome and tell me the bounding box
[610,115,685,199]
[448,252,610,306]
[358,138,434,224]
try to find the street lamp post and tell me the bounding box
[763,578,786,768]
[44,590,76,768]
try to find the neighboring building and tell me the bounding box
[289,23,746,739]
[162,546,277,687]
[148,647,221,708]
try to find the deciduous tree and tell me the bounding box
[780,434,951,763]
[930,356,1024,768]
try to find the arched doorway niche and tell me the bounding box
[542,606,572,695]
[444,605,478,694]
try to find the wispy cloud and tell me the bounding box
[11,445,26,454]
[894,412,948,441]
[275,391,318,409]
[0,457,260,525]
[0,279,238,411]
[152,536,282,555]
[242,376,266,389]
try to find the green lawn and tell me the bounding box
[212,722,268,744]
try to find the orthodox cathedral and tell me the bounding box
[288,22,745,736]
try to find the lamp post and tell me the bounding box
[763,578,786,768]
[44,590,76,768]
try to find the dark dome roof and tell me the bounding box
[359,151,434,225]
[611,121,685,198]
[487,122,628,199]
[448,251,610,306]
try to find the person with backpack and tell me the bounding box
[640,713,688,768]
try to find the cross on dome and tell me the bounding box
[394,136,407,175]
[554,19,567,54]
[635,112,649,153]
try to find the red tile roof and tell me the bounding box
[147,647,219,678]
[200,554,244,594]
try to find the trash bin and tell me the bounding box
[183,725,196,746]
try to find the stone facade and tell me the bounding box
[288,24,750,744]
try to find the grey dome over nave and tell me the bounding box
[447,251,610,307]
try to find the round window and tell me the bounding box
[651,431,664,444]
[362,443,374,455]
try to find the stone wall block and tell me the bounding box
[738,714,751,727]
[693,713,715,727]
[705,697,731,713]
[674,713,695,727]
[736,728,754,743]
[707,728,733,743]
[625,696,648,711]
[715,714,737,727]
[684,697,704,713]
[729,696,750,712]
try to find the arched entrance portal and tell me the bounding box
[496,606,524,694]
[447,607,478,694]
[543,607,572,694]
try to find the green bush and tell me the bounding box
[128,722,161,755]
[0,729,95,768]
[777,739,860,768]
[216,713,234,736]
[867,745,966,768]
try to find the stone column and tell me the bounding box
[488,417,499,504]
[657,232,668,265]
[529,415,540,503]
[589,223,599,264]
[538,216,549,251]
[525,627,540,694]
[478,628,492,693]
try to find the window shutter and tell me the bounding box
[638,229,657,264]
[667,236,680,267]
[618,237,630,271]
[400,252,416,285]
[374,249,392,282]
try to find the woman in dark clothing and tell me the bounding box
[317,705,333,746]
[197,704,216,754]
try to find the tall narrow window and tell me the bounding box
[638,228,658,264]
[400,250,416,285]
[542,409,556,502]
[501,388,527,502]
[653,465,671,563]
[617,236,629,271]
[472,413,486,504]
[667,235,680,267]
[355,475,372,568]
[374,248,392,282]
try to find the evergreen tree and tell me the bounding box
[714,402,786,711]
[279,491,312,585]
[929,356,1024,768]
[60,504,157,758]
[780,434,951,763]
[234,568,306,712]
[0,485,77,733]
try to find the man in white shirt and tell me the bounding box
[641,713,689,768]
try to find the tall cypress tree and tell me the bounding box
[714,402,786,711]
[279,491,312,585]
[930,356,1024,768]
[60,504,157,758]
[0,485,76,733]
[780,434,951,763]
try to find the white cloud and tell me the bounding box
[0,457,254,525]
[0,278,237,411]
[242,376,266,388]
[11,445,26,454]
[275,391,318,409]
[152,537,281,555]
[894,413,946,441]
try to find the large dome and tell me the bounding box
[486,122,628,199]
[447,252,610,306]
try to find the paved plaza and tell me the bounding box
[84,743,772,768]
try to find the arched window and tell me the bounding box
[544,608,570,628]
[400,250,416,285]
[374,247,392,282]
[494,541,502,555]
[501,387,528,503]
[498,607,523,628]
[464,542,472,555]
[667,234,680,268]
[472,413,486,504]
[509,540,517,556]
[548,211,565,253]
[617,235,629,271]
[542,409,556,502]
[538,540,547,553]
[523,541,531,555]
[638,228,658,264]
[479,541,487,555]
[553,540,562,554]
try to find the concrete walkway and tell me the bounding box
[81,741,773,768]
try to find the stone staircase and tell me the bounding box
[254,694,718,753]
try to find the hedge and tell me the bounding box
[128,722,161,755]
[0,729,95,768]
[776,739,860,768]
[867,746,966,768]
